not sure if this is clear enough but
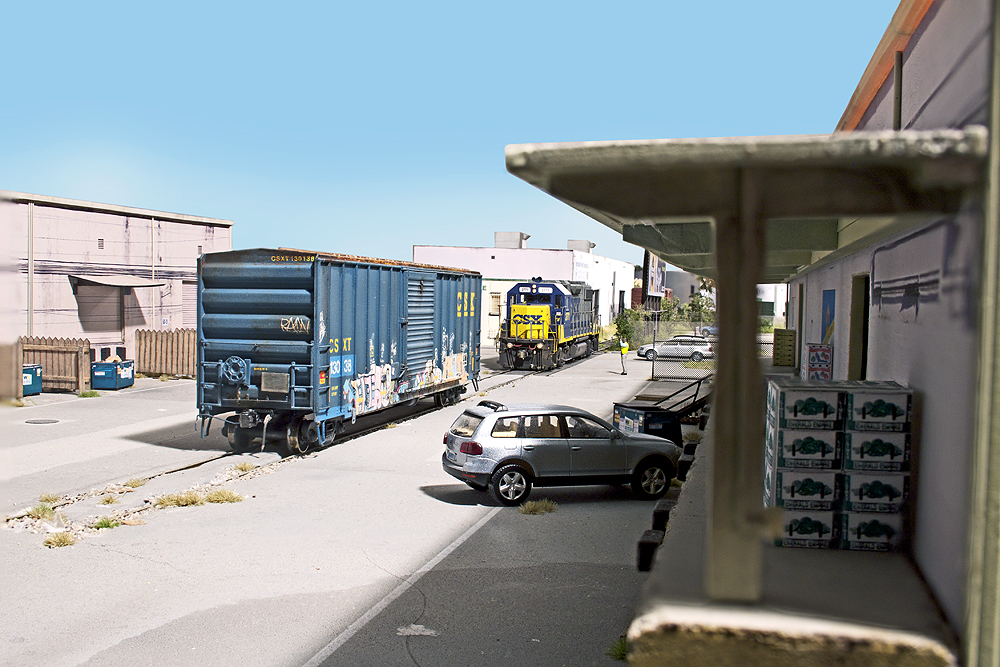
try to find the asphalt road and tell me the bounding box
[1,351,671,667]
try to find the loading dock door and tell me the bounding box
[77,284,123,344]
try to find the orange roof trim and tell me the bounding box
[836,0,937,132]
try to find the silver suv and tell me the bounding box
[442,401,682,506]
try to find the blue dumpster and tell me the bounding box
[612,403,683,445]
[91,359,135,390]
[22,364,42,396]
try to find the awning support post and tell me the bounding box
[706,169,767,601]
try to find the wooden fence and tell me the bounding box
[20,336,91,393]
[135,329,197,377]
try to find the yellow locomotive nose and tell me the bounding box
[510,305,550,340]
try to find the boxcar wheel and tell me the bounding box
[227,426,252,453]
[491,464,532,506]
[631,459,673,500]
[285,418,310,456]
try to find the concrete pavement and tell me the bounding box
[2,350,683,667]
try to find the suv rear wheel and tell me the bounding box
[491,464,532,506]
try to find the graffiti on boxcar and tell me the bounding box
[345,363,397,417]
[281,316,310,334]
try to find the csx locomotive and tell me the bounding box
[499,279,600,370]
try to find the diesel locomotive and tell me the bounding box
[498,278,600,370]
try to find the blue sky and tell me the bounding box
[2,1,899,266]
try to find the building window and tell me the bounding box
[97,238,104,249]
[490,292,502,316]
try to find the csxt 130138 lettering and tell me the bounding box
[197,248,481,454]
[498,279,600,370]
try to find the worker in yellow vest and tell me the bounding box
[619,338,628,375]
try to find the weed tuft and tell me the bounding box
[44,532,76,548]
[79,390,100,398]
[39,493,61,504]
[682,431,703,443]
[99,495,120,505]
[93,516,121,529]
[206,489,244,504]
[27,503,56,521]
[154,491,205,508]
[125,478,148,488]
[519,499,558,515]
[232,462,256,473]
[604,637,628,661]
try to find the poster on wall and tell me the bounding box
[646,252,669,298]
[822,290,836,344]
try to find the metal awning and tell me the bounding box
[504,126,989,604]
[69,274,166,288]
[506,127,988,282]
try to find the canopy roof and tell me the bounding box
[506,127,988,282]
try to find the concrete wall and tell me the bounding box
[795,0,995,630]
[787,206,980,629]
[860,0,991,131]
[12,197,231,359]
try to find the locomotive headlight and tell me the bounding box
[536,343,544,349]
[506,343,513,349]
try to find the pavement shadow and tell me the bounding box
[121,422,233,452]
[421,482,674,506]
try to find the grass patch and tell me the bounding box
[232,461,256,473]
[99,495,120,505]
[605,637,628,661]
[682,431,703,443]
[39,493,61,504]
[92,516,121,529]
[27,503,55,521]
[681,361,716,370]
[44,532,76,548]
[205,489,244,504]
[519,499,558,515]
[79,390,100,398]
[154,491,205,508]
[124,478,148,488]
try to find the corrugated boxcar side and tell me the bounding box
[199,248,480,426]
[319,260,407,419]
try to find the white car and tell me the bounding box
[635,335,714,362]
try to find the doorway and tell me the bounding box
[847,274,871,380]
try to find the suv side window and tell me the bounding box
[523,415,563,439]
[565,415,612,439]
[491,417,520,438]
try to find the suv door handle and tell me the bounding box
[523,445,535,450]
[571,446,582,451]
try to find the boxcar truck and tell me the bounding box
[197,248,482,455]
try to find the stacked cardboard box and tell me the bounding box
[766,377,912,551]
[803,343,834,380]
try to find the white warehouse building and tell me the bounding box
[413,232,636,344]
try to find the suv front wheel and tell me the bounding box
[631,459,673,500]
[491,464,532,506]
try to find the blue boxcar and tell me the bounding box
[197,248,481,454]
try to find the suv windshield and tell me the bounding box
[450,413,483,437]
